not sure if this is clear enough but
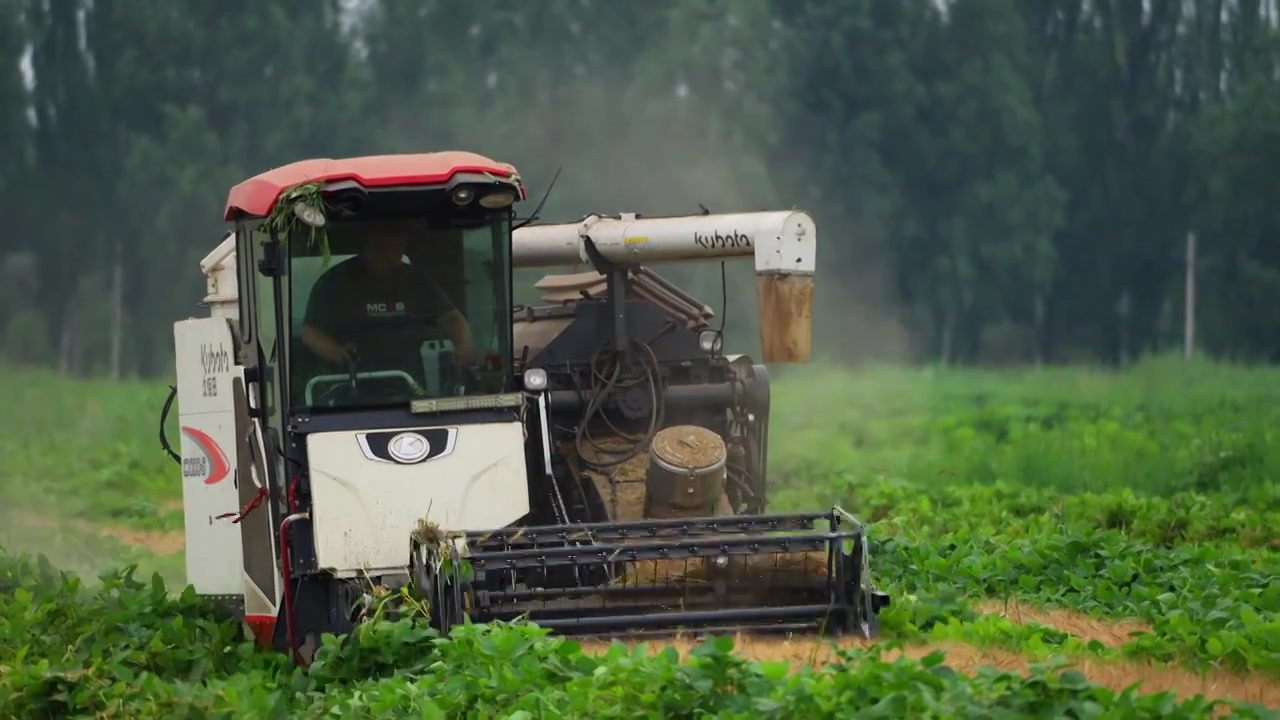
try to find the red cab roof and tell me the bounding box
[224,151,525,220]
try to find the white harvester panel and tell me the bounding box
[173,316,244,596]
[306,421,531,575]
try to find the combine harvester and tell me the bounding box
[160,151,889,662]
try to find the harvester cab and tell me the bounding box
[164,151,889,662]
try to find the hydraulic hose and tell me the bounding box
[159,385,180,464]
[573,339,664,470]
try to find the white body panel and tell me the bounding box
[173,316,244,596]
[306,421,531,575]
[511,211,817,276]
[201,233,238,307]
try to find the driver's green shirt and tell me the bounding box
[303,258,456,371]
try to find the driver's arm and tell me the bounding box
[418,281,476,360]
[301,324,349,366]
[301,271,351,366]
[440,308,475,358]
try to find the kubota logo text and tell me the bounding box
[181,426,230,485]
[693,230,752,250]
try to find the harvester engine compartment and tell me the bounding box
[512,265,767,521]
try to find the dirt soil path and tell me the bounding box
[580,622,1279,710]
[95,525,185,556]
[9,511,185,557]
[974,598,1153,647]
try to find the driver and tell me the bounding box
[300,220,477,373]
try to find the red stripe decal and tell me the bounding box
[181,426,231,485]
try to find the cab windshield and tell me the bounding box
[287,212,512,409]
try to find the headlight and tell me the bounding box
[292,200,326,227]
[451,187,475,205]
[698,329,723,354]
[522,367,548,391]
[479,189,516,209]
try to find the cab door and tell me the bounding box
[231,222,287,622]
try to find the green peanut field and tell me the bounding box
[1,355,1278,718]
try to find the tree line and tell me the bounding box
[0,0,1276,377]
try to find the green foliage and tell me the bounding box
[1,547,1272,718]
[1,361,1279,715]
[0,368,180,522]
[764,361,1280,677]
[0,551,294,718]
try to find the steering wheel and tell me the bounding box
[344,352,360,396]
[312,352,362,406]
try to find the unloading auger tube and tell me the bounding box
[511,210,816,363]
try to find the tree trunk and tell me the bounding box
[1033,293,1046,367]
[939,310,954,367]
[1117,288,1132,366]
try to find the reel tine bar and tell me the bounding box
[442,508,889,639]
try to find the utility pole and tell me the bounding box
[1184,231,1196,362]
